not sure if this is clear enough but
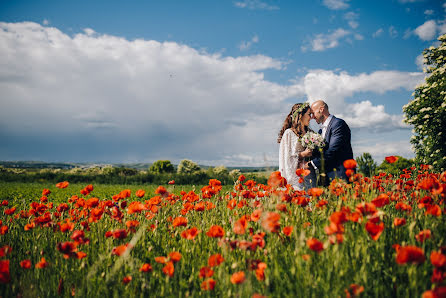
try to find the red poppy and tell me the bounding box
[430,251,446,269]
[415,230,432,242]
[393,218,406,227]
[426,205,442,217]
[20,259,31,269]
[233,216,248,235]
[140,263,152,272]
[396,245,425,265]
[296,169,311,177]
[35,257,49,268]
[162,261,175,277]
[262,212,281,233]
[206,225,225,238]
[345,284,364,298]
[42,189,51,196]
[230,271,246,284]
[112,229,128,240]
[307,238,324,253]
[181,227,200,240]
[56,181,69,189]
[0,260,10,283]
[208,254,224,267]
[385,156,398,164]
[308,188,324,197]
[343,159,357,169]
[112,244,132,256]
[173,216,188,228]
[169,252,182,263]
[365,220,384,241]
[168,180,175,185]
[57,241,77,256]
[127,201,147,214]
[135,189,145,198]
[283,226,293,236]
[422,286,446,298]
[199,266,214,278]
[255,262,267,281]
[201,278,216,290]
[76,252,87,259]
[267,171,287,188]
[238,175,246,182]
[122,276,132,284]
[371,194,390,208]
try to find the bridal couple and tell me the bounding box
[278,100,353,190]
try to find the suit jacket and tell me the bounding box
[311,116,353,184]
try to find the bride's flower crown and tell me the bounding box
[292,102,310,121]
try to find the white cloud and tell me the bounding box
[0,22,426,166]
[322,0,350,10]
[343,12,359,29]
[373,28,383,38]
[424,9,434,16]
[415,54,426,70]
[239,35,259,51]
[415,20,438,40]
[43,19,50,25]
[234,0,279,10]
[302,28,351,52]
[354,139,414,163]
[397,0,422,3]
[389,26,398,38]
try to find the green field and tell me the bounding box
[0,168,445,297]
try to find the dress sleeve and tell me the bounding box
[279,130,301,187]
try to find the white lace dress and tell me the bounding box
[279,129,305,190]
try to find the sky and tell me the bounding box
[0,0,445,167]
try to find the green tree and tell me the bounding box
[149,160,175,174]
[356,152,377,177]
[376,156,414,176]
[403,34,446,171]
[177,159,201,174]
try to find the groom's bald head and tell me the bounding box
[311,100,330,124]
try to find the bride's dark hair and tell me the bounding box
[277,103,310,143]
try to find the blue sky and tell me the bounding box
[0,0,445,166]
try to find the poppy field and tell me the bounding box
[0,162,445,297]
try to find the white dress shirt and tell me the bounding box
[311,114,333,170]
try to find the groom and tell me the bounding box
[306,100,353,186]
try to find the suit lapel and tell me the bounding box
[324,116,335,142]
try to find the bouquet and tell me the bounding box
[300,131,325,150]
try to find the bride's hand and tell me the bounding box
[301,148,312,158]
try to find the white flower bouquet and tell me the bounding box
[300,131,325,150]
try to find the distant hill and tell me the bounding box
[0,161,276,172]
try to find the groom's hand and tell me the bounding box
[303,162,310,169]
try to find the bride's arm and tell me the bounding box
[279,131,300,186]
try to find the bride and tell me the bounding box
[278,103,317,190]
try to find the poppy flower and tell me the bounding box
[127,201,146,214]
[430,251,446,269]
[371,194,390,208]
[267,171,287,188]
[162,261,175,277]
[20,259,31,269]
[307,238,324,253]
[76,252,87,259]
[230,271,246,284]
[283,226,293,236]
[415,230,431,242]
[112,229,128,240]
[422,286,446,298]
[385,156,398,164]
[308,188,323,197]
[169,252,182,263]
[233,216,248,235]
[201,278,216,290]
[365,220,385,241]
[42,189,51,196]
[208,254,224,267]
[4,207,16,216]
[0,260,10,283]
[181,227,200,240]
[135,190,145,198]
[393,218,406,227]
[296,169,310,177]
[122,276,132,284]
[35,257,49,268]
[56,181,69,189]
[112,244,131,256]
[57,241,77,256]
[206,225,225,238]
[199,266,214,278]
[0,245,12,257]
[168,180,175,185]
[345,284,364,298]
[140,263,152,272]
[343,159,357,169]
[238,175,246,182]
[155,256,167,264]
[261,212,281,233]
[173,217,188,228]
[396,245,425,265]
[426,205,442,217]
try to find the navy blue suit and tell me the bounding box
[311,116,353,185]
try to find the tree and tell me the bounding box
[356,152,377,177]
[177,159,201,174]
[403,34,446,171]
[376,156,414,176]
[149,160,175,174]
